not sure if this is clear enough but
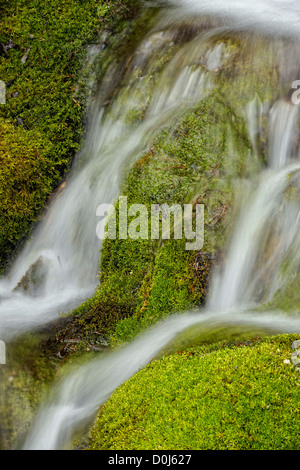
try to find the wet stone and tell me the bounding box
[291,356,300,366]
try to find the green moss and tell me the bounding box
[89,334,300,450]
[0,0,150,447]
[103,34,284,345]
[0,118,53,264]
[67,89,250,347]
[0,0,143,271]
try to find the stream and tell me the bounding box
[1,0,300,450]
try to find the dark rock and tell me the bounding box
[14,256,51,296]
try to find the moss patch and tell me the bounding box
[63,87,252,348]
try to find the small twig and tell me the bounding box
[31,110,52,128]
[34,148,45,162]
[73,98,81,108]
[212,200,231,225]
[136,298,148,319]
[116,0,131,12]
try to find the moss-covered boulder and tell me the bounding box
[89,334,300,450]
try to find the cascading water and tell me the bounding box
[0,22,214,340]
[1,0,300,451]
[209,98,300,309]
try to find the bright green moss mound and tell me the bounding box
[89,334,300,450]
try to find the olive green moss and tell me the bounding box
[0,331,58,449]
[62,98,261,348]
[1,9,284,351]
[89,334,300,450]
[56,93,236,347]
[0,0,144,272]
[0,118,53,263]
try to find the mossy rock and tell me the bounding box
[14,255,50,296]
[89,334,300,450]
[65,88,251,346]
[61,28,287,348]
[0,0,144,272]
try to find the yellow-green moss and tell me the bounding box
[89,334,300,450]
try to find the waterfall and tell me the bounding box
[208,166,300,309]
[0,23,215,340]
[1,0,300,450]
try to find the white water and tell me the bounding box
[268,101,300,169]
[209,98,300,309]
[208,162,300,309]
[172,0,300,36]
[0,0,299,450]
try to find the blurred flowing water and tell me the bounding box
[0,16,215,340]
[1,0,300,450]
